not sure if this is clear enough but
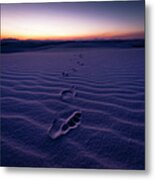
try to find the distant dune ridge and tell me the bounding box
[1,39,144,53]
[1,44,144,169]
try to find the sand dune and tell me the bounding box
[1,47,144,169]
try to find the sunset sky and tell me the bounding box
[1,1,144,40]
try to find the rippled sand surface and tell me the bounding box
[1,48,145,169]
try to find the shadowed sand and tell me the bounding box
[1,46,144,169]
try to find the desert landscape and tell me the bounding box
[1,1,145,169]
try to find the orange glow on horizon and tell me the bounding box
[1,31,144,41]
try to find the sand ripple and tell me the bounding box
[1,48,144,169]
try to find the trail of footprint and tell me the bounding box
[77,54,84,66]
[61,54,84,78]
[48,111,82,139]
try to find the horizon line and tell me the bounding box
[1,31,144,41]
[1,37,145,42]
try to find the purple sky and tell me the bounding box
[1,1,144,40]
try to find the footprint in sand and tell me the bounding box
[71,68,78,72]
[77,61,84,66]
[60,86,76,101]
[48,111,82,139]
[79,54,83,59]
[80,62,84,66]
[62,71,69,77]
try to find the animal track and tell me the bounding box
[48,111,82,139]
